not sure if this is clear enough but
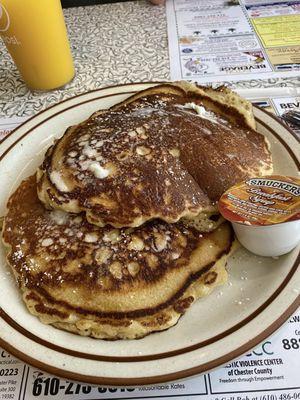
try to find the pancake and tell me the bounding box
[2,176,235,339]
[37,82,273,230]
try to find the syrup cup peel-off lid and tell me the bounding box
[218,175,300,226]
[218,176,300,257]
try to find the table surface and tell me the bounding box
[0,0,299,118]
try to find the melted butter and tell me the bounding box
[178,103,222,125]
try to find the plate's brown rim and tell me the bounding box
[253,104,300,144]
[0,295,298,386]
[0,84,299,362]
[255,117,299,169]
[0,88,299,362]
[0,83,299,384]
[0,250,299,362]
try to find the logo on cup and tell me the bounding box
[0,4,10,32]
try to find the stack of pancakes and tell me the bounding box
[2,82,273,339]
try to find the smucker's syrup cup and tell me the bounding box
[218,175,300,257]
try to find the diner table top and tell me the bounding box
[0,0,299,118]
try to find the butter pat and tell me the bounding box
[218,175,300,257]
[182,103,220,124]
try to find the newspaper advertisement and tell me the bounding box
[0,104,299,398]
[166,0,300,83]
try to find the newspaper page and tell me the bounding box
[0,111,299,398]
[166,0,300,83]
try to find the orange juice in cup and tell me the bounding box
[0,0,75,90]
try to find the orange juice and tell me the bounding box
[0,0,75,90]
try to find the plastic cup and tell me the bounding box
[0,0,75,91]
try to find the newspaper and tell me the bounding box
[166,0,300,83]
[0,99,299,398]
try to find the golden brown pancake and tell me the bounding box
[2,176,235,339]
[37,82,273,229]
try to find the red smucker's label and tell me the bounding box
[218,175,300,226]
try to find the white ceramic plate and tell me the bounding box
[0,82,299,386]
